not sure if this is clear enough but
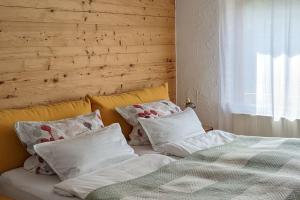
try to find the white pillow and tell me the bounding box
[34,123,137,180]
[138,108,206,156]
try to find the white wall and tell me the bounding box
[176,0,219,128]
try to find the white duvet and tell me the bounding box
[54,154,175,199]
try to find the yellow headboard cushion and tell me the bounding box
[0,99,91,173]
[87,83,170,139]
[133,83,170,102]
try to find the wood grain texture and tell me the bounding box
[0,0,175,109]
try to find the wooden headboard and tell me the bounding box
[0,0,175,109]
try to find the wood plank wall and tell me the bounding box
[0,0,176,109]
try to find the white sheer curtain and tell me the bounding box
[219,0,300,137]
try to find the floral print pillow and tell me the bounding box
[15,110,104,175]
[116,100,182,145]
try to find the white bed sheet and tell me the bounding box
[132,144,159,155]
[133,145,180,160]
[0,145,164,200]
[0,168,77,200]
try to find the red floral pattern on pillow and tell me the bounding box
[116,100,182,145]
[37,124,66,174]
[29,124,67,175]
[15,110,104,175]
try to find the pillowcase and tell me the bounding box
[15,110,104,175]
[138,108,206,157]
[86,83,170,139]
[116,100,182,145]
[34,123,137,180]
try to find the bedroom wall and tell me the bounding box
[176,1,300,136]
[0,0,175,109]
[176,0,219,128]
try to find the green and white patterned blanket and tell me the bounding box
[86,136,300,200]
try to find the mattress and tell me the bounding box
[0,168,76,200]
[0,145,158,200]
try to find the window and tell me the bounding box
[220,0,300,121]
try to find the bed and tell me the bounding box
[56,135,300,200]
[3,135,300,200]
[1,85,300,200]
